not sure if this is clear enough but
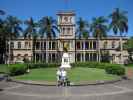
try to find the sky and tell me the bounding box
[0,0,133,36]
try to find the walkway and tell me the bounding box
[0,80,133,100]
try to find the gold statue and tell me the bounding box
[63,42,69,52]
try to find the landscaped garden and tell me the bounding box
[14,67,119,82]
[0,62,128,83]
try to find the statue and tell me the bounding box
[60,42,71,68]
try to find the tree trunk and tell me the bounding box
[8,40,11,65]
[120,35,123,65]
[97,37,101,62]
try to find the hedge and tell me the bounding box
[105,66,125,76]
[29,63,59,69]
[71,62,125,76]
[8,64,27,76]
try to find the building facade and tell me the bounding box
[9,11,129,64]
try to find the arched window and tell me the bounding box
[16,54,21,60]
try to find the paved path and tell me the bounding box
[0,80,133,100]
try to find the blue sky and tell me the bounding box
[0,0,133,36]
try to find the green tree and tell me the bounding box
[0,9,6,63]
[38,16,59,63]
[109,8,128,64]
[123,37,133,63]
[5,15,22,63]
[90,16,108,62]
[24,17,38,63]
[38,16,59,38]
[76,17,89,39]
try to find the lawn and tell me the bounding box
[0,64,8,73]
[14,67,120,82]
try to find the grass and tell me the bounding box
[125,64,133,67]
[0,64,8,73]
[14,67,119,82]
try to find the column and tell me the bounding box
[81,53,82,62]
[89,53,90,61]
[83,40,86,62]
[92,41,93,50]
[46,40,48,63]
[97,53,99,62]
[89,41,90,50]
[34,53,36,63]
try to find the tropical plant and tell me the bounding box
[109,8,128,64]
[38,16,59,38]
[0,10,5,15]
[90,16,108,62]
[38,16,59,63]
[4,16,22,63]
[123,37,133,63]
[76,17,89,38]
[0,10,6,63]
[24,17,38,63]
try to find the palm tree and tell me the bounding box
[38,16,59,38]
[0,10,5,15]
[5,15,22,63]
[0,10,6,63]
[76,17,89,62]
[90,16,108,62]
[24,17,38,63]
[38,16,59,63]
[76,17,89,38]
[109,8,128,64]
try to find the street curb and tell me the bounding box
[9,78,123,87]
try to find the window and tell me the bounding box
[62,28,65,34]
[17,54,21,60]
[76,42,80,49]
[49,42,51,50]
[93,41,97,49]
[64,16,68,22]
[11,42,14,49]
[43,42,46,50]
[112,41,115,48]
[25,42,28,48]
[85,53,89,61]
[52,42,56,50]
[67,28,70,34]
[77,53,81,61]
[85,42,89,50]
[18,42,21,49]
[36,42,40,49]
[103,41,108,49]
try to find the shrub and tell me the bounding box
[71,62,121,69]
[71,62,125,76]
[8,64,27,76]
[29,63,58,69]
[105,66,125,76]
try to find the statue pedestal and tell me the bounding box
[60,53,71,68]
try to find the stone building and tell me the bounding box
[9,11,129,64]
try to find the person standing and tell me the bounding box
[56,68,61,86]
[61,68,67,86]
